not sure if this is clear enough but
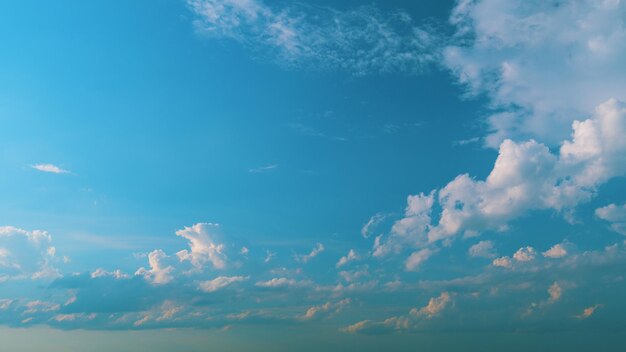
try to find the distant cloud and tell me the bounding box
[405,248,437,272]
[596,203,626,235]
[577,304,602,320]
[296,243,324,263]
[248,164,278,173]
[31,164,69,174]
[468,240,496,259]
[199,276,248,292]
[336,249,358,268]
[187,0,439,75]
[361,213,386,239]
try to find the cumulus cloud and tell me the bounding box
[444,0,626,147]
[596,203,626,235]
[31,164,69,174]
[135,250,174,285]
[378,99,626,257]
[175,223,227,270]
[0,226,61,281]
[543,243,569,259]
[187,0,439,75]
[199,275,248,292]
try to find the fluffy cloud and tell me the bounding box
[596,203,626,235]
[378,99,626,257]
[135,250,174,285]
[187,0,438,75]
[444,0,626,147]
[175,223,227,270]
[0,226,61,281]
[542,243,569,259]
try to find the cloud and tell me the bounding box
[199,276,249,292]
[31,164,69,174]
[175,223,227,270]
[296,243,324,263]
[577,304,602,320]
[0,226,61,281]
[361,213,386,238]
[513,247,536,262]
[187,0,439,75]
[248,164,278,173]
[336,249,358,268]
[301,298,351,320]
[596,203,626,235]
[542,243,569,259]
[135,250,175,285]
[410,292,452,318]
[404,248,437,272]
[468,240,496,259]
[255,277,312,289]
[344,292,452,334]
[378,99,626,257]
[444,0,626,147]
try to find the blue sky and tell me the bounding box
[1,0,626,351]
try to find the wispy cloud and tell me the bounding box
[187,0,440,75]
[31,164,69,174]
[248,164,278,173]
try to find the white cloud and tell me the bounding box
[0,226,60,280]
[248,164,278,173]
[175,223,227,270]
[302,298,351,320]
[361,213,386,238]
[336,249,358,268]
[405,248,437,272]
[255,277,312,289]
[31,164,69,174]
[513,247,536,262]
[468,240,496,259]
[444,0,626,147]
[345,292,452,334]
[187,0,438,75]
[199,275,249,292]
[135,249,174,285]
[596,203,626,235]
[410,292,452,319]
[379,99,626,254]
[548,282,563,303]
[296,243,324,263]
[492,256,512,268]
[543,243,569,259]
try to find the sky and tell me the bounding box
[1,0,626,351]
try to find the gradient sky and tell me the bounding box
[1,0,626,351]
